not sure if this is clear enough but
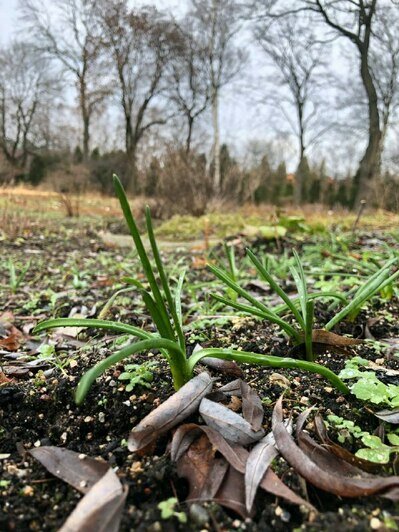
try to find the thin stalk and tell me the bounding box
[174,270,186,329]
[246,248,305,328]
[145,207,186,351]
[274,291,348,315]
[33,318,153,340]
[98,287,136,319]
[325,265,393,331]
[208,263,276,317]
[141,290,175,340]
[76,338,189,404]
[304,300,315,362]
[113,175,173,336]
[225,243,238,281]
[292,249,308,320]
[211,293,301,342]
[188,347,349,394]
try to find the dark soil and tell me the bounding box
[1,224,399,531]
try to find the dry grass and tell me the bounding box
[0,186,398,241]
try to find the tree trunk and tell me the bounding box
[211,85,221,195]
[352,53,382,207]
[294,106,305,205]
[295,155,306,206]
[79,77,90,162]
[186,115,194,154]
[126,142,138,193]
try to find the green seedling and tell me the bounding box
[118,361,157,392]
[339,357,399,407]
[327,414,399,464]
[327,414,367,444]
[158,498,187,523]
[210,248,398,362]
[4,258,31,293]
[33,175,348,404]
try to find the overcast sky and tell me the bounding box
[0,0,378,175]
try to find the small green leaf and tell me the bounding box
[356,447,391,464]
[387,433,399,446]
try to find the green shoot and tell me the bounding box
[210,247,397,362]
[33,174,348,404]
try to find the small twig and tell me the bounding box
[352,200,367,235]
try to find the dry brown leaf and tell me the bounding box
[374,409,399,424]
[30,446,127,532]
[245,421,293,512]
[214,466,251,519]
[128,372,212,452]
[172,423,314,511]
[0,371,13,384]
[60,469,128,532]
[199,397,265,445]
[199,356,243,377]
[240,381,264,431]
[311,329,362,346]
[30,447,109,493]
[272,396,399,499]
[176,433,227,501]
[218,379,242,396]
[0,326,23,351]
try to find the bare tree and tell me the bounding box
[167,20,210,154]
[254,15,329,203]
[95,1,176,191]
[257,0,397,205]
[21,0,109,161]
[0,41,54,173]
[370,4,399,150]
[299,0,381,206]
[189,0,245,195]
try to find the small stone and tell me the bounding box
[22,485,34,497]
[60,432,67,443]
[324,386,333,393]
[300,396,309,405]
[78,454,86,460]
[84,416,93,423]
[228,396,242,412]
[34,440,41,448]
[130,461,144,476]
[232,519,241,528]
[189,504,209,526]
[79,480,87,488]
[270,373,290,388]
[370,517,381,530]
[98,412,105,423]
[147,522,162,532]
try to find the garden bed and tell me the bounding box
[1,220,399,531]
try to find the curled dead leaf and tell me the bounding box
[272,396,399,499]
[30,446,127,532]
[199,397,265,445]
[128,372,212,452]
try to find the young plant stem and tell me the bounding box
[246,248,305,328]
[145,207,186,352]
[305,300,315,362]
[113,175,175,339]
[187,347,349,394]
[75,338,189,405]
[33,318,153,340]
